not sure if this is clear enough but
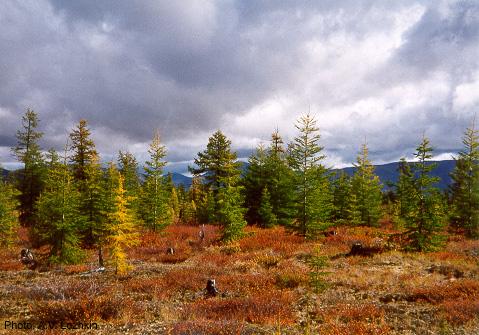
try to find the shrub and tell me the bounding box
[31,294,129,323]
[440,299,479,325]
[410,279,479,304]
[184,292,296,325]
[275,272,308,289]
[169,321,246,335]
[317,303,390,335]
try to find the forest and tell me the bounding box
[0,109,478,334]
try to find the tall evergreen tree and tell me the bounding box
[69,119,98,183]
[450,121,479,238]
[217,175,247,242]
[170,186,180,223]
[243,144,268,224]
[265,130,296,226]
[118,150,141,200]
[331,171,352,224]
[0,170,19,247]
[189,130,242,221]
[404,136,445,251]
[12,109,45,226]
[350,143,383,226]
[35,147,84,264]
[139,131,171,230]
[396,158,416,226]
[258,187,277,228]
[97,162,121,266]
[243,131,295,227]
[81,152,106,258]
[188,176,210,223]
[107,174,139,275]
[288,114,332,237]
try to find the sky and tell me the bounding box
[0,0,478,173]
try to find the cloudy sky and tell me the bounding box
[0,0,478,173]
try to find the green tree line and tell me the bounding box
[0,109,478,269]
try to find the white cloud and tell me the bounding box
[453,73,479,111]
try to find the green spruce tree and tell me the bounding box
[396,158,416,228]
[288,114,332,237]
[265,130,296,226]
[0,170,19,247]
[404,136,446,251]
[189,130,242,221]
[139,131,171,230]
[450,120,479,238]
[243,144,268,224]
[118,150,141,204]
[331,171,352,224]
[35,146,84,264]
[12,109,45,226]
[258,187,277,228]
[350,143,383,226]
[217,176,247,242]
[69,119,98,183]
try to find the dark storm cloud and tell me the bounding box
[0,0,478,168]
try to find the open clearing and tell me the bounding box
[1,225,478,335]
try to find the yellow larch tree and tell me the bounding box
[107,174,139,275]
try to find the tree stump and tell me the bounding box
[166,247,175,255]
[347,242,383,257]
[20,249,36,269]
[199,224,205,242]
[205,279,219,297]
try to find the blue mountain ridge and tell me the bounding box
[170,160,456,190]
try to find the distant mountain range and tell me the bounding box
[2,160,457,190]
[171,160,457,190]
[1,168,8,180]
[332,160,456,190]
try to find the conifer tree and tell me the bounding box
[0,170,19,247]
[107,174,139,275]
[243,131,295,226]
[350,143,383,226]
[258,187,277,228]
[69,119,102,246]
[217,176,247,242]
[139,131,171,230]
[81,152,105,247]
[69,119,98,183]
[331,171,352,224]
[118,150,141,202]
[170,186,180,223]
[265,130,296,226]
[189,130,242,221]
[188,176,209,223]
[450,121,479,238]
[243,144,268,224]
[35,147,84,264]
[288,114,332,237]
[404,136,446,251]
[12,109,45,226]
[97,162,120,266]
[396,158,416,226]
